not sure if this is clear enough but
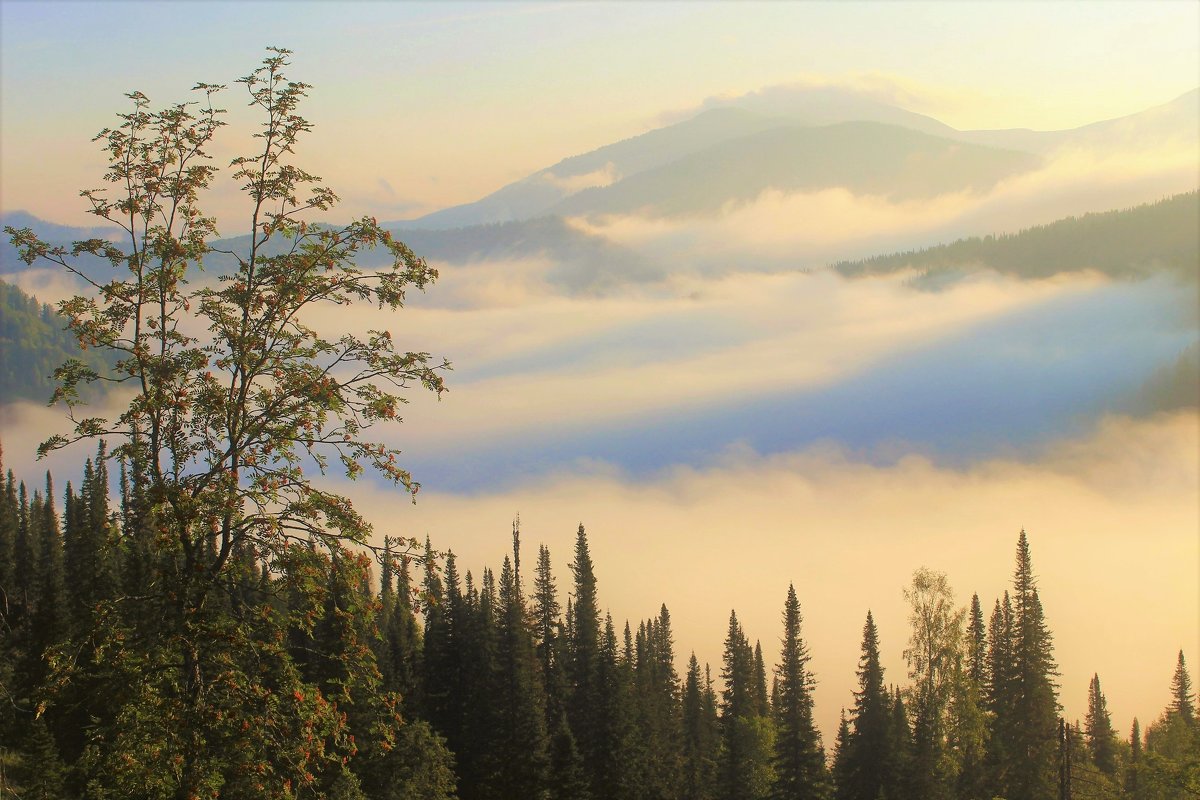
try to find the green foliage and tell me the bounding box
[771,584,827,800]
[835,191,1200,283]
[4,48,450,800]
[0,279,117,404]
[844,611,895,800]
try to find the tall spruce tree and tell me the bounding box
[1007,531,1059,800]
[1126,718,1143,799]
[568,524,604,793]
[830,711,853,800]
[844,611,891,800]
[683,653,719,800]
[493,532,551,799]
[1084,673,1119,775]
[1169,650,1195,723]
[886,687,915,800]
[718,610,776,800]
[770,584,827,800]
[595,613,636,800]
[984,592,1015,794]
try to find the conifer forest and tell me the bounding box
[1,445,1197,798]
[1,37,1197,800]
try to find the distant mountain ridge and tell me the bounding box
[551,121,1038,217]
[399,86,1198,229]
[833,191,1199,282]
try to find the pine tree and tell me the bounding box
[1007,531,1060,800]
[984,593,1015,795]
[630,605,683,800]
[949,597,988,800]
[533,543,564,719]
[492,531,551,799]
[844,610,891,800]
[886,688,914,800]
[595,613,635,800]
[719,610,776,800]
[966,594,986,691]
[830,712,853,800]
[683,653,718,800]
[1125,718,1142,798]
[568,524,604,792]
[770,584,827,800]
[1084,673,1118,775]
[548,711,592,800]
[754,640,770,719]
[1169,650,1195,723]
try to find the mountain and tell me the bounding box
[681,82,958,137]
[833,191,1199,282]
[0,210,122,243]
[399,86,1196,230]
[956,88,1200,154]
[409,107,805,228]
[1,212,124,276]
[551,121,1039,218]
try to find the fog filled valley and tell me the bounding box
[1,4,1198,798]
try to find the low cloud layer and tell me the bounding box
[307,267,1187,474]
[567,144,1199,273]
[351,410,1198,747]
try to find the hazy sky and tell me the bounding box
[2,0,1198,226]
[1,0,1197,748]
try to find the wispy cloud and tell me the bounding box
[566,145,1199,273]
[314,268,1109,456]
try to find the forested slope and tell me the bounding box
[0,280,114,403]
[834,191,1199,281]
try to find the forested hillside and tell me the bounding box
[1,445,1195,798]
[0,281,115,403]
[834,192,1199,281]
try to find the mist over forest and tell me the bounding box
[0,8,1197,797]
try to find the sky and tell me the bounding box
[2,1,1199,225]
[2,0,1198,748]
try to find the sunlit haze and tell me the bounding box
[1,0,1197,762]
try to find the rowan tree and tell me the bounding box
[5,48,450,799]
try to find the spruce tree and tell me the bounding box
[533,544,563,717]
[683,653,718,800]
[1007,531,1060,800]
[1125,718,1142,798]
[830,712,852,800]
[493,537,551,799]
[595,613,635,800]
[718,610,775,800]
[1084,673,1118,775]
[770,584,827,800]
[1169,650,1195,723]
[966,594,986,690]
[844,610,890,800]
[568,524,604,791]
[984,593,1015,794]
[548,711,592,800]
[885,688,914,800]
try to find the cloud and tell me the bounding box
[343,409,1198,749]
[566,142,1198,273]
[3,267,89,307]
[318,268,1111,457]
[537,162,621,193]
[657,74,947,127]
